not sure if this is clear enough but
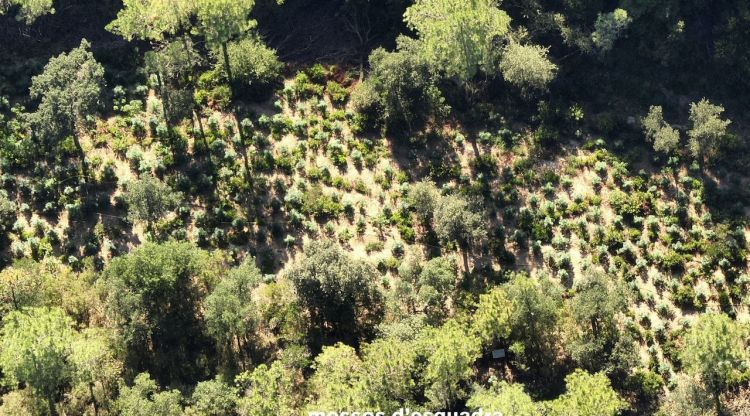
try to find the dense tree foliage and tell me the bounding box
[567,269,634,375]
[421,320,481,409]
[403,0,511,83]
[27,40,104,177]
[472,286,512,346]
[123,175,183,230]
[688,99,732,171]
[0,0,53,24]
[642,105,680,154]
[106,0,192,42]
[101,242,218,384]
[545,370,626,416]
[285,240,383,347]
[351,38,443,134]
[504,273,563,372]
[499,42,557,94]
[114,373,183,416]
[0,307,74,415]
[217,36,282,95]
[433,193,487,269]
[681,313,749,414]
[236,358,300,416]
[467,381,539,416]
[203,259,262,367]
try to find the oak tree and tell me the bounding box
[285,240,384,346]
[0,307,74,415]
[681,312,749,414]
[0,0,53,24]
[642,105,680,153]
[688,99,731,172]
[27,40,104,178]
[123,175,182,231]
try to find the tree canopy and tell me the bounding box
[27,40,104,175]
[106,0,192,41]
[0,0,54,24]
[351,38,444,133]
[681,312,749,414]
[688,99,732,165]
[643,105,681,154]
[102,242,218,384]
[285,240,384,346]
[114,373,183,416]
[123,175,183,229]
[0,307,73,414]
[467,381,540,416]
[545,369,626,416]
[403,0,511,82]
[500,42,558,93]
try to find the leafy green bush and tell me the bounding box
[609,189,650,218]
[365,241,385,254]
[326,81,349,105]
[216,37,283,98]
[657,250,687,272]
[306,64,328,84]
[673,284,697,309]
[293,72,324,98]
[195,69,231,110]
[326,139,347,167]
[300,184,342,220]
[352,38,445,135]
[0,192,16,234]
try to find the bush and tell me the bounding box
[293,72,324,98]
[365,241,385,254]
[218,37,283,99]
[301,184,343,220]
[673,284,697,308]
[326,139,347,166]
[657,250,686,272]
[0,192,16,233]
[306,64,328,84]
[195,69,232,110]
[352,38,444,135]
[609,189,650,218]
[326,81,349,105]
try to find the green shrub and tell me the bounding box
[352,39,444,135]
[609,189,650,218]
[326,139,347,166]
[306,64,328,84]
[657,250,686,272]
[365,241,385,254]
[673,284,697,309]
[217,37,282,98]
[195,69,232,110]
[300,184,342,220]
[293,72,324,98]
[326,81,349,105]
[0,192,16,233]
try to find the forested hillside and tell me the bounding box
[2,1,750,415]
